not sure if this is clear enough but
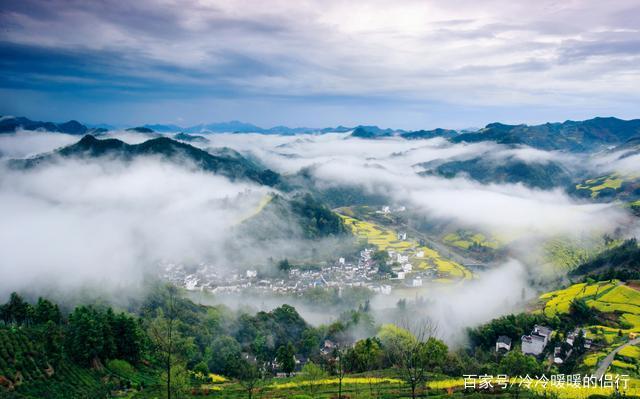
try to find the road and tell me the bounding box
[594,337,640,379]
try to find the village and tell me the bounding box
[162,244,434,297]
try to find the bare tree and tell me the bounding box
[146,285,188,399]
[332,347,347,399]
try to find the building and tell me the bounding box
[407,276,422,287]
[495,336,512,353]
[521,325,553,356]
[246,269,258,278]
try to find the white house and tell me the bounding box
[495,336,512,353]
[416,251,424,258]
[397,232,407,241]
[338,257,345,265]
[407,277,422,287]
[521,325,553,356]
[402,263,413,273]
[246,269,258,278]
[396,271,406,280]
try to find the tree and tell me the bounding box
[237,359,266,399]
[208,335,242,375]
[4,293,32,325]
[34,297,61,325]
[331,348,348,399]
[380,320,443,399]
[66,306,109,368]
[278,259,292,272]
[276,343,296,375]
[298,362,327,399]
[499,350,542,376]
[112,313,145,363]
[146,285,194,399]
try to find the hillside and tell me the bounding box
[450,117,640,152]
[418,155,573,189]
[11,135,282,187]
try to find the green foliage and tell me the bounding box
[290,193,347,239]
[276,343,296,374]
[467,313,548,350]
[298,361,328,399]
[345,337,384,372]
[499,350,543,376]
[208,335,242,375]
[571,239,640,277]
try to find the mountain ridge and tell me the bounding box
[10,134,281,187]
[3,115,640,152]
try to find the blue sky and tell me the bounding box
[1,0,639,129]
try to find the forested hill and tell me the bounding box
[450,117,640,152]
[10,135,282,187]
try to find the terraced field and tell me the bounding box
[575,173,624,198]
[338,214,472,282]
[442,230,500,250]
[541,281,640,374]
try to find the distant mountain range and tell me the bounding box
[10,134,281,187]
[3,115,640,152]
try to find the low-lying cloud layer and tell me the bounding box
[0,154,267,297]
[1,130,637,340]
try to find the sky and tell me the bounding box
[1,0,639,129]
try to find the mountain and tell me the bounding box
[0,116,98,135]
[12,135,281,186]
[173,132,209,143]
[350,125,403,138]
[450,117,640,152]
[418,156,573,189]
[400,128,458,140]
[183,121,325,135]
[125,126,156,134]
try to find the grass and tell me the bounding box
[338,214,472,281]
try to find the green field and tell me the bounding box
[575,173,624,198]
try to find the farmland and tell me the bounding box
[540,280,640,374]
[575,173,624,198]
[442,230,500,250]
[337,212,472,282]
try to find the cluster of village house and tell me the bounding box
[163,241,433,297]
[239,339,341,377]
[495,325,593,364]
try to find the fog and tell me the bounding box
[0,155,268,298]
[1,129,637,343]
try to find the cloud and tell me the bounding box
[0,155,268,297]
[1,129,637,340]
[374,259,532,345]
[1,0,640,127]
[0,130,80,159]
